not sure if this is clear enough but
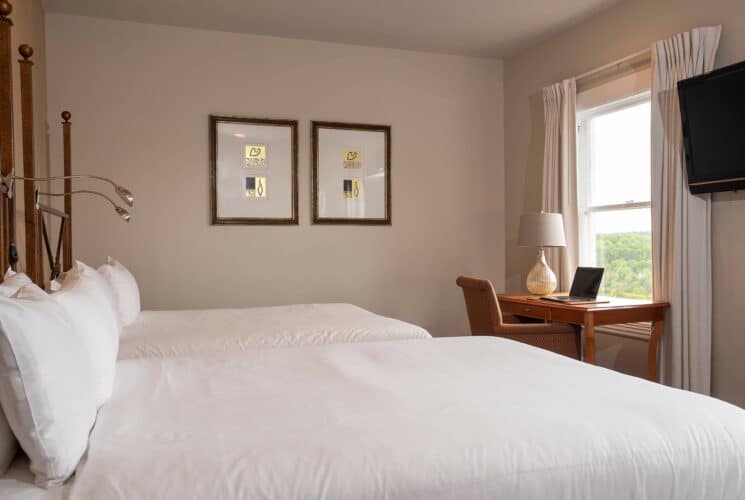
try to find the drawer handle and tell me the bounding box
[524,307,532,312]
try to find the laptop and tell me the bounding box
[540,267,605,303]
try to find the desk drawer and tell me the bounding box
[504,302,551,320]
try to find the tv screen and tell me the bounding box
[678,60,745,194]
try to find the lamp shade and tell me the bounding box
[518,212,566,248]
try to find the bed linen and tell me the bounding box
[0,456,66,500]
[118,303,431,359]
[97,257,140,326]
[0,284,99,487]
[71,336,745,500]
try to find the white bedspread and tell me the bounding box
[118,303,431,359]
[0,456,66,500]
[70,337,745,500]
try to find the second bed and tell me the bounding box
[117,303,432,359]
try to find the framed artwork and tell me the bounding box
[210,115,298,225]
[311,121,391,225]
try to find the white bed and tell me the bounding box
[66,336,745,500]
[118,303,431,359]
[0,457,65,500]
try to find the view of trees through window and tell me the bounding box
[596,232,652,300]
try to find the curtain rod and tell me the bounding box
[575,47,652,85]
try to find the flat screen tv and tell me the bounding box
[678,59,745,194]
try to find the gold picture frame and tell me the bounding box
[210,115,298,225]
[311,121,391,225]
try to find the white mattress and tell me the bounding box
[118,303,431,359]
[70,337,745,499]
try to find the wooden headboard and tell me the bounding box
[0,1,73,288]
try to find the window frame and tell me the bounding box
[576,90,652,295]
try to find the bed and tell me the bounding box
[63,337,745,499]
[118,303,431,359]
[0,457,65,500]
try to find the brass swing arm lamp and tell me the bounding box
[1,173,134,207]
[35,190,131,222]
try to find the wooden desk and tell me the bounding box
[497,294,670,381]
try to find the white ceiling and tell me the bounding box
[42,0,623,58]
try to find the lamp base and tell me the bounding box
[526,249,557,295]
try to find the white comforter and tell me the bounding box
[69,337,745,500]
[0,456,65,500]
[118,303,431,359]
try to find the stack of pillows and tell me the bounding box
[0,257,140,487]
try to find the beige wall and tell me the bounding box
[504,0,745,405]
[44,14,505,338]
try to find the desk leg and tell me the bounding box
[647,320,665,382]
[584,312,596,364]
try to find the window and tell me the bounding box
[577,92,652,300]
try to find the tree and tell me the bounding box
[595,232,652,300]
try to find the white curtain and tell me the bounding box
[542,79,579,291]
[651,26,721,394]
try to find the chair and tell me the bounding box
[456,276,581,359]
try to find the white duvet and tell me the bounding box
[118,303,431,359]
[69,337,745,500]
[0,457,65,500]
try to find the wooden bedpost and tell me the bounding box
[0,1,13,276]
[62,111,72,271]
[19,44,43,286]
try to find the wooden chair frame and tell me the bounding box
[456,276,582,359]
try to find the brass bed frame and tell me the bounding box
[0,1,125,289]
[0,1,133,291]
[0,1,73,288]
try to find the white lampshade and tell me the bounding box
[518,212,566,248]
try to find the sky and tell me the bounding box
[586,99,651,235]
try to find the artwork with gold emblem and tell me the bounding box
[312,121,390,225]
[342,149,362,169]
[244,145,267,168]
[210,116,298,225]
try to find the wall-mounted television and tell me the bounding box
[678,59,745,194]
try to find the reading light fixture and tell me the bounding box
[0,172,134,221]
[6,174,134,207]
[37,190,131,222]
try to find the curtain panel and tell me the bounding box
[651,26,721,394]
[542,79,579,291]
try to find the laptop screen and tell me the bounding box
[568,267,604,298]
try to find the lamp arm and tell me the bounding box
[9,174,134,207]
[37,204,70,220]
[13,174,117,188]
[40,189,117,209]
[38,190,131,222]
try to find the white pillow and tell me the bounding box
[0,282,98,487]
[0,268,27,475]
[0,267,31,297]
[97,257,140,327]
[53,261,120,408]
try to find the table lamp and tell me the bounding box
[518,212,566,295]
